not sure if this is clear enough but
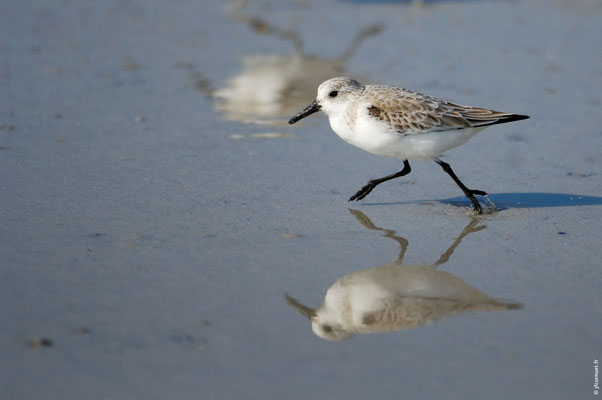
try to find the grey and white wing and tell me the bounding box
[364,85,528,134]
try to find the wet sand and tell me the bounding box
[1,1,601,399]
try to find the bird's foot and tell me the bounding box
[466,189,487,214]
[472,201,483,214]
[349,181,378,201]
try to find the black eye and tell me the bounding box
[322,325,333,333]
[328,90,338,98]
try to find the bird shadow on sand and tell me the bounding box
[362,192,602,211]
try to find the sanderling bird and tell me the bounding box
[285,209,521,341]
[289,77,529,213]
[285,265,521,341]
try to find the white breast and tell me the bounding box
[328,105,403,157]
[327,105,485,161]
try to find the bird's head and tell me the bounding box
[288,77,364,124]
[285,293,355,341]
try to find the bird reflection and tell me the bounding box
[214,13,383,125]
[285,210,522,341]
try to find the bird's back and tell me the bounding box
[361,84,528,134]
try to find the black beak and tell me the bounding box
[284,293,316,320]
[288,100,321,124]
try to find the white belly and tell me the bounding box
[329,114,484,161]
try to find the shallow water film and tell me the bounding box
[2,1,602,399]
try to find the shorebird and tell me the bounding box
[289,77,529,213]
[285,210,522,341]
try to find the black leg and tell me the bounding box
[349,160,411,201]
[434,158,486,213]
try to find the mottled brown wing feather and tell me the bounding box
[359,296,520,333]
[359,297,467,332]
[365,85,528,134]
